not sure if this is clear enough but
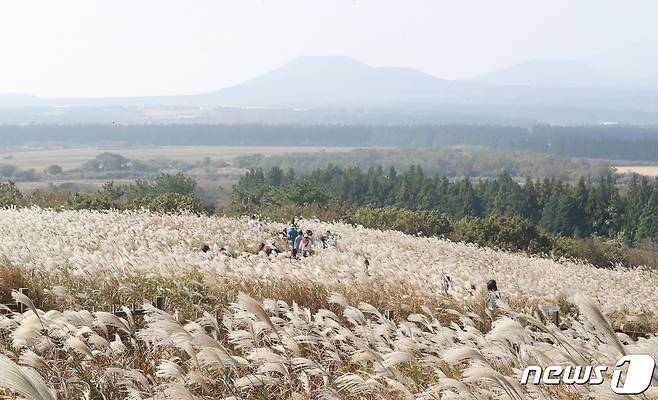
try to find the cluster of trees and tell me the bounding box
[0,164,40,181]
[0,173,205,214]
[519,126,658,161]
[230,165,658,245]
[1,162,66,182]
[350,208,639,269]
[234,147,609,181]
[4,123,658,161]
[3,164,656,268]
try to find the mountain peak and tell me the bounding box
[206,55,448,106]
[291,55,370,66]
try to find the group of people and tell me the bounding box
[249,216,504,319]
[284,226,334,258]
[283,221,337,258]
[244,216,337,259]
[288,226,313,258]
[249,216,266,232]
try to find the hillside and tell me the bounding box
[4,55,658,124]
[0,208,656,398]
[199,55,459,106]
[1,208,655,315]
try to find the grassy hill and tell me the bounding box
[0,208,655,398]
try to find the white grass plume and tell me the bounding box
[65,336,94,359]
[156,359,186,380]
[0,354,56,400]
[12,290,44,329]
[94,311,131,334]
[12,312,45,349]
[18,350,49,374]
[442,346,487,365]
[238,292,277,333]
[574,294,626,356]
[234,374,278,389]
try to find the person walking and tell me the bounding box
[293,230,304,258]
[441,275,453,295]
[287,225,299,247]
[301,233,312,257]
[485,279,502,320]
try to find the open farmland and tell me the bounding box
[0,208,656,399]
[615,165,658,177]
[0,146,359,171]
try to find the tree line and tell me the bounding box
[233,147,609,182]
[0,173,205,214]
[230,165,658,245]
[3,166,658,268]
[4,123,658,161]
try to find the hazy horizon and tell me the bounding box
[2,0,658,98]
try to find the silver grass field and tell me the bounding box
[0,208,656,399]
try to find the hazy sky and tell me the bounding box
[1,0,657,97]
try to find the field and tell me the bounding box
[0,208,656,399]
[615,165,658,177]
[0,145,359,171]
[3,145,359,198]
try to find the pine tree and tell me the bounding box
[418,176,439,210]
[490,171,526,217]
[266,166,283,186]
[572,177,590,237]
[622,174,647,244]
[523,178,541,223]
[395,172,413,209]
[458,178,483,218]
[636,188,658,242]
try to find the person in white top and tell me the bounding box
[485,279,502,320]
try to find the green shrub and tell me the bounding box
[128,192,203,214]
[453,215,550,253]
[66,192,122,211]
[0,181,26,207]
[352,207,453,237]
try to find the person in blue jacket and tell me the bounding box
[287,226,299,247]
[293,229,303,258]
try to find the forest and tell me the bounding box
[231,165,658,244]
[226,165,658,268]
[4,165,658,267]
[4,123,658,161]
[233,147,609,181]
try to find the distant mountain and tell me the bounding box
[478,60,615,87]
[0,93,42,107]
[199,56,463,106]
[3,54,658,124]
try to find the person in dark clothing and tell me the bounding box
[287,226,299,246]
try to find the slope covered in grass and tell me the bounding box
[0,208,656,315]
[0,209,656,399]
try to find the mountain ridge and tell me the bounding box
[3,54,658,125]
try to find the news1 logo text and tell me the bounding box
[520,355,656,395]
